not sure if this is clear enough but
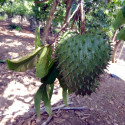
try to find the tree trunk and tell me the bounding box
[42,0,58,44]
[80,0,85,34]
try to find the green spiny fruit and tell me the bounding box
[56,32,111,96]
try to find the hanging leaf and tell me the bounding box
[62,88,69,106]
[35,26,42,49]
[34,83,53,117]
[41,63,59,84]
[117,28,125,41]
[42,85,52,116]
[58,77,69,106]
[34,84,46,117]
[7,47,43,72]
[36,45,53,78]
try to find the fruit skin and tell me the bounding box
[56,33,111,96]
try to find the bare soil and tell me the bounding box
[0,20,125,125]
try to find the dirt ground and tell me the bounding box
[0,20,125,125]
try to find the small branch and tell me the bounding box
[42,116,53,125]
[112,31,117,42]
[41,102,87,125]
[42,0,59,44]
[54,2,80,42]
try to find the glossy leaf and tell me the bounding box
[7,47,43,72]
[36,45,53,78]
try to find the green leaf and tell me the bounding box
[58,77,69,106]
[34,83,53,117]
[36,45,53,78]
[34,84,46,117]
[113,10,125,30]
[41,63,59,84]
[42,85,52,116]
[117,28,125,41]
[62,88,68,106]
[35,26,41,49]
[122,6,125,18]
[7,47,43,72]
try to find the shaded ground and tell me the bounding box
[0,20,125,125]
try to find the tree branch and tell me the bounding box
[64,0,75,23]
[112,40,121,63]
[42,0,59,44]
[80,0,85,34]
[54,2,80,42]
[71,10,79,29]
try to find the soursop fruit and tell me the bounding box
[56,32,111,96]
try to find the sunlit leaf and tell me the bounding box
[35,26,41,49]
[34,83,46,117]
[7,47,43,72]
[36,45,53,78]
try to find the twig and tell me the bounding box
[60,107,87,110]
[40,102,73,113]
[41,102,87,125]
[42,116,53,125]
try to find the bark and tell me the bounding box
[71,10,79,29]
[42,0,58,44]
[80,0,85,34]
[112,40,121,63]
[64,0,75,24]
